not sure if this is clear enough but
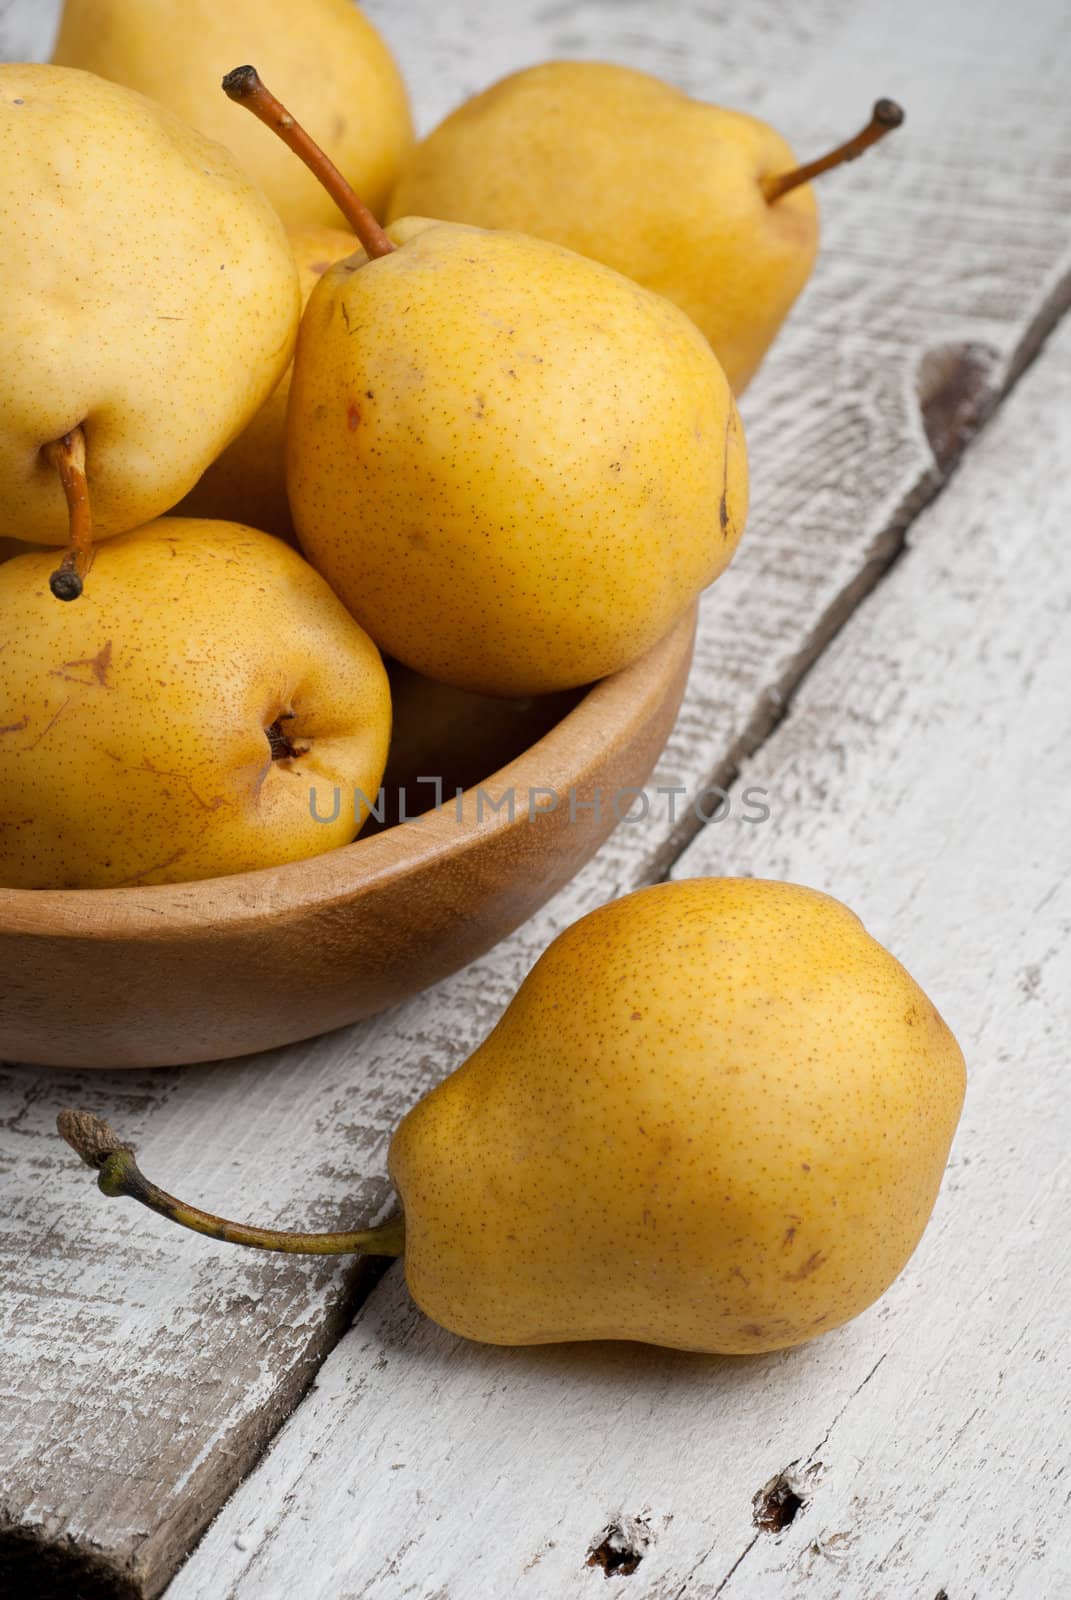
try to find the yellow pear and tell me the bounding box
[389,63,902,392]
[0,64,299,576]
[177,223,356,540]
[192,67,749,695]
[52,0,413,228]
[389,879,964,1351]
[212,67,747,695]
[59,880,964,1356]
[0,520,390,888]
[286,214,746,695]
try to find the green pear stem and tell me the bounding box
[761,98,905,204]
[56,1109,406,1257]
[222,65,394,260]
[43,426,92,601]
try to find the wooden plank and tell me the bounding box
[165,301,1071,1600]
[0,0,61,62]
[2,0,1070,1593]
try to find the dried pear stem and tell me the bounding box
[222,65,395,260]
[43,426,93,601]
[57,1109,406,1257]
[761,99,905,203]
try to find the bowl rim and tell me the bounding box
[0,609,696,942]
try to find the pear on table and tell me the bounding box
[390,879,963,1351]
[223,67,748,698]
[177,222,357,542]
[58,879,965,1356]
[0,63,299,595]
[0,520,390,889]
[388,62,904,392]
[52,0,413,227]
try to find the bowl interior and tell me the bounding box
[366,661,585,833]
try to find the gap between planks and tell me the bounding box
[646,270,1071,885]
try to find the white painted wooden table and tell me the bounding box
[2,1,1069,1597]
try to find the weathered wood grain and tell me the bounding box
[165,287,1071,1600]
[2,0,1070,1594]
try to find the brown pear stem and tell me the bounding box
[43,426,92,601]
[222,65,394,260]
[57,1108,406,1258]
[761,98,905,203]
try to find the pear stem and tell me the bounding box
[222,65,394,260]
[56,1109,406,1258]
[761,98,905,203]
[43,426,92,601]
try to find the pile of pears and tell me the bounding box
[4,4,962,1361]
[0,1,902,890]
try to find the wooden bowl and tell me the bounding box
[0,611,695,1068]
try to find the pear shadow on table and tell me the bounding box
[351,1260,852,1578]
[362,1255,828,1395]
[348,1261,841,1574]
